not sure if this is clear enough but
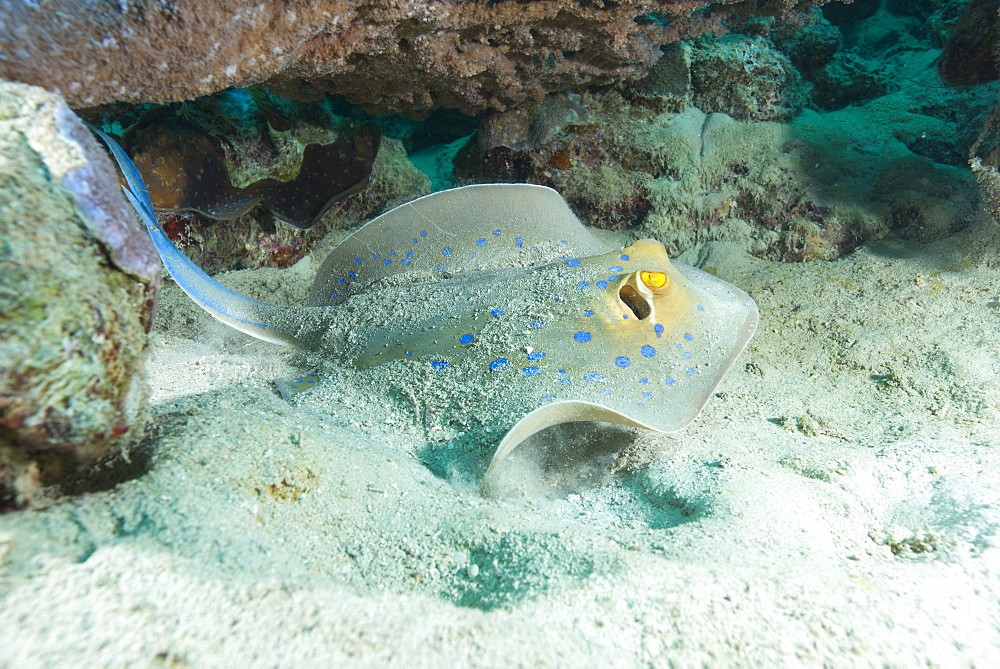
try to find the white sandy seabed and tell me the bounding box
[2,221,1000,666]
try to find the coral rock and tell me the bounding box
[0,82,160,509]
[1,0,831,115]
[690,35,808,122]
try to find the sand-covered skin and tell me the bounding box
[2,223,999,664]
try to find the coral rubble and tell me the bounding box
[0,82,159,509]
[117,90,381,229]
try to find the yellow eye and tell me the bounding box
[640,270,668,289]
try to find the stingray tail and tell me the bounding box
[94,128,329,348]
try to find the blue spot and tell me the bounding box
[637,402,646,408]
[608,275,619,282]
[684,333,694,341]
[654,324,664,338]
[584,309,594,317]
[566,259,581,267]
[405,250,414,258]
[412,238,419,244]
[640,378,650,384]
[353,257,362,265]
[402,259,411,266]
[642,391,653,399]
[383,258,392,266]
[389,250,397,257]
[596,281,609,290]
[583,372,605,383]
[491,308,504,317]
[676,343,684,349]
[527,351,546,361]
[552,294,562,302]
[574,331,592,343]
[476,238,488,247]
[330,290,340,297]
[622,314,629,320]
[338,277,346,284]
[683,351,693,359]
[489,358,509,371]
[607,265,624,272]
[522,366,542,377]
[558,369,566,374]
[665,377,676,386]
[372,252,381,260]
[620,254,630,260]
[420,230,428,237]
[469,252,478,259]
[435,264,447,271]
[558,378,572,385]
[601,390,612,396]
[441,247,453,256]
[641,344,656,358]
[697,304,705,311]
[406,351,412,356]
[685,367,696,376]
[560,240,568,245]
[529,321,546,329]
[615,356,630,368]
[349,271,358,280]
[539,395,556,404]
[459,334,474,344]
[493,229,501,236]
[576,281,589,290]
[515,236,524,248]
[430,361,450,370]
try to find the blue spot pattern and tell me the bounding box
[489,358,510,371]
[526,351,546,361]
[522,366,542,377]
[574,331,592,343]
[459,334,474,344]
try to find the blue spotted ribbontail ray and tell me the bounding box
[96,129,759,498]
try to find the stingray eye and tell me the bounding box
[640,271,668,289]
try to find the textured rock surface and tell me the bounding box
[690,35,808,122]
[0,0,828,115]
[0,82,160,509]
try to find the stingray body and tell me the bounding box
[97,130,758,495]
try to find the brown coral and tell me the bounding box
[1,0,831,115]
